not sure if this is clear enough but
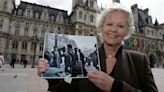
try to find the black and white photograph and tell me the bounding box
[41,33,100,78]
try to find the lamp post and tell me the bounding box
[31,36,39,68]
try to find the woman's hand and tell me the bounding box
[88,71,114,92]
[37,58,48,76]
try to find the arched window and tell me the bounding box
[79,11,82,19]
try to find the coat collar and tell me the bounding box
[98,44,123,73]
[99,44,139,87]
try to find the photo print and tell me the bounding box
[41,33,100,79]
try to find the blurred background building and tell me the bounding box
[0,0,163,67]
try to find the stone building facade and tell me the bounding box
[0,0,163,67]
[124,4,164,67]
[0,0,99,65]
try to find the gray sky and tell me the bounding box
[15,0,164,24]
[67,35,96,49]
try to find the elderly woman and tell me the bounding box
[38,3,158,92]
[87,3,158,92]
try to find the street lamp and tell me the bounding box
[31,36,39,68]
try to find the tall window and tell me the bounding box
[0,19,3,31]
[4,1,7,10]
[8,26,11,33]
[78,31,82,35]
[56,13,63,24]
[84,14,87,20]
[22,41,27,50]
[79,11,82,19]
[161,44,163,50]
[152,43,155,49]
[12,40,18,49]
[90,15,94,22]
[58,16,61,22]
[57,27,61,33]
[27,10,31,17]
[162,34,164,40]
[84,31,88,35]
[0,38,1,49]
[24,28,29,36]
[141,39,144,48]
[151,30,153,36]
[35,12,39,19]
[51,16,54,22]
[147,30,149,35]
[44,13,47,20]
[15,26,20,36]
[31,42,35,50]
[33,29,37,36]
[39,43,43,51]
[41,30,45,37]
[18,9,22,16]
[26,22,30,27]
[90,1,94,8]
[139,29,143,34]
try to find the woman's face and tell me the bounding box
[101,10,129,46]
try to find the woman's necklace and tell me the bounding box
[106,54,116,74]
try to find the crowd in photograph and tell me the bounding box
[44,44,99,77]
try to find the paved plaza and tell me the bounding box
[0,64,48,92]
[0,64,164,92]
[152,68,164,92]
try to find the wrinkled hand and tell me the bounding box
[88,71,114,92]
[37,58,48,76]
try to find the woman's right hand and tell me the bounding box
[37,58,48,76]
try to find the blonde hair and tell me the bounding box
[96,3,135,41]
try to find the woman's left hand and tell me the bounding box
[88,71,114,92]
